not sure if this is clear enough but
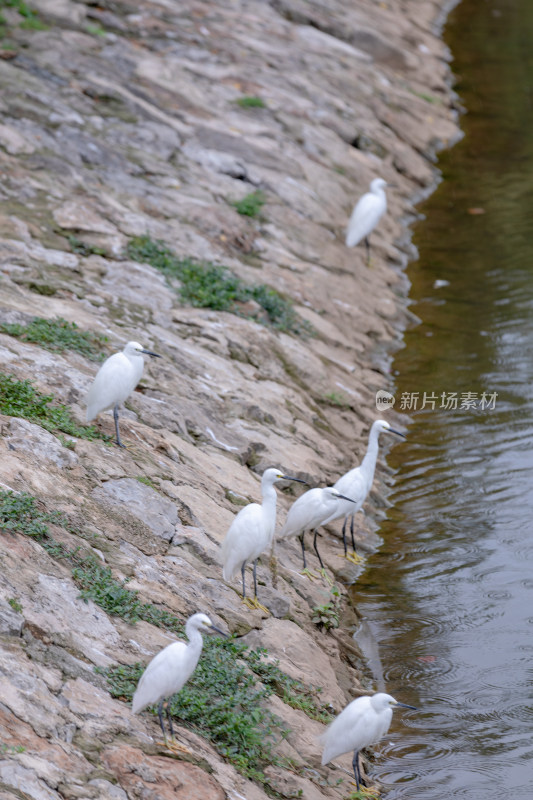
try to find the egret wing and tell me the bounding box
[322,468,366,525]
[86,353,134,420]
[222,503,266,580]
[345,194,384,247]
[132,641,188,713]
[279,488,323,538]
[322,696,388,764]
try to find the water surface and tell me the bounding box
[350,0,533,796]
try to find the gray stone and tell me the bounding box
[0,123,35,155]
[0,599,24,636]
[0,760,60,800]
[5,419,79,469]
[92,478,179,542]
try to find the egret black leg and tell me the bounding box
[312,529,325,569]
[341,516,348,556]
[365,237,371,265]
[252,559,258,598]
[113,403,126,448]
[157,700,166,738]
[350,514,357,553]
[241,561,247,599]
[165,702,175,738]
[298,532,307,569]
[352,749,361,791]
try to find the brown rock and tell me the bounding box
[102,745,225,800]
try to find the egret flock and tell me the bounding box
[83,178,411,791]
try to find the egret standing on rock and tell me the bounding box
[346,178,388,264]
[321,692,416,791]
[222,468,305,611]
[86,340,161,448]
[132,612,226,749]
[324,419,405,563]
[278,486,357,575]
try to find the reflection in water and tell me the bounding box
[350,0,533,796]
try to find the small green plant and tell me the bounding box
[0,373,108,441]
[7,597,22,613]
[0,490,56,539]
[0,0,46,33]
[409,87,438,104]
[0,317,107,360]
[0,742,26,754]
[19,14,46,29]
[244,648,333,723]
[312,586,341,631]
[236,95,266,108]
[127,236,313,336]
[67,235,107,257]
[85,22,107,37]
[136,476,157,490]
[57,434,76,450]
[345,792,380,800]
[232,190,266,218]
[322,391,351,408]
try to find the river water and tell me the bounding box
[350,0,533,797]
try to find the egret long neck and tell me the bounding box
[185,622,204,661]
[360,426,381,491]
[261,481,278,539]
[126,353,145,384]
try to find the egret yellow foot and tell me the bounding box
[242,596,257,610]
[300,568,318,580]
[318,568,333,586]
[157,738,192,755]
[249,596,270,614]
[345,551,365,565]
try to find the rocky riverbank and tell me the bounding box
[0,1,460,798]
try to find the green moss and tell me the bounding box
[85,23,107,37]
[236,96,266,108]
[0,373,108,441]
[127,236,314,336]
[0,0,46,35]
[19,15,46,29]
[26,282,56,296]
[136,475,157,490]
[321,391,351,409]
[0,317,107,360]
[7,597,22,612]
[232,190,266,218]
[67,235,108,257]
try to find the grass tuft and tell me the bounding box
[236,96,266,108]
[321,391,352,409]
[0,373,109,441]
[127,236,313,336]
[312,585,341,632]
[0,317,107,360]
[232,190,266,218]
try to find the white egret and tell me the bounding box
[278,487,357,573]
[132,612,226,746]
[321,692,416,791]
[324,419,405,563]
[222,467,305,610]
[86,340,161,447]
[345,178,388,263]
